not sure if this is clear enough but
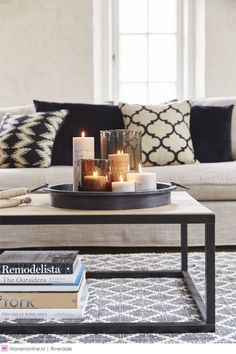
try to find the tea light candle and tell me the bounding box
[73,131,94,191]
[127,164,156,192]
[83,171,107,191]
[108,150,130,182]
[112,176,135,193]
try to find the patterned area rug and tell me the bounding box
[0,252,236,344]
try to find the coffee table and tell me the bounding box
[0,191,215,334]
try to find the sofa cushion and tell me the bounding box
[190,105,234,162]
[34,100,124,165]
[192,97,236,160]
[0,104,36,125]
[0,110,68,168]
[144,161,236,200]
[0,166,73,190]
[120,100,196,166]
[1,162,236,201]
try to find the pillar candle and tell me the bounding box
[112,176,135,192]
[108,150,130,182]
[83,171,107,191]
[126,164,156,192]
[73,131,94,191]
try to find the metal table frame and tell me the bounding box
[0,212,215,334]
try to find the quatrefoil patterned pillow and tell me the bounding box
[119,101,195,166]
[0,110,68,168]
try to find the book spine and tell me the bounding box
[0,285,89,320]
[0,291,77,309]
[0,307,84,320]
[0,263,73,275]
[0,266,86,292]
[0,277,86,309]
[0,272,76,284]
[0,259,81,284]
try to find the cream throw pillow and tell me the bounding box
[119,101,196,166]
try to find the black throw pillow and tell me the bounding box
[34,101,124,165]
[190,105,234,162]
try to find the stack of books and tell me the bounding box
[0,250,88,320]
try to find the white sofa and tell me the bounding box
[1,98,236,249]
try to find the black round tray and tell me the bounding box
[46,183,176,210]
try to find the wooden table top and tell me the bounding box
[0,192,214,217]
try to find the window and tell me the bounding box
[113,0,183,104]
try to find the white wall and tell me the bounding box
[205,0,236,97]
[1,0,236,105]
[0,0,94,106]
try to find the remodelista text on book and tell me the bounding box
[0,250,79,274]
[0,258,80,275]
[1,264,62,274]
[0,262,84,284]
[0,257,81,283]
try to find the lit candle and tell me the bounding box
[83,170,107,191]
[126,164,156,192]
[73,131,94,191]
[112,175,135,193]
[108,150,130,182]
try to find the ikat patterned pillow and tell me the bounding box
[119,101,195,166]
[0,110,68,168]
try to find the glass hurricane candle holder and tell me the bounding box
[100,129,142,172]
[79,159,112,192]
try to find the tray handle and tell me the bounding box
[171,182,190,190]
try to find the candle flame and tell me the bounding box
[117,150,124,155]
[120,175,124,183]
[93,170,98,177]
[81,131,85,138]
[138,163,142,173]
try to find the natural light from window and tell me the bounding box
[118,0,178,104]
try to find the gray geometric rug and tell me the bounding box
[0,252,236,344]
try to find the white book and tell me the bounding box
[0,265,85,292]
[0,256,81,284]
[0,285,89,320]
